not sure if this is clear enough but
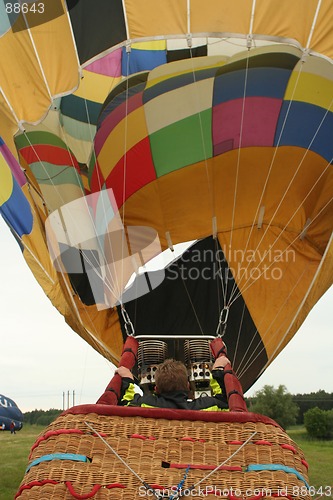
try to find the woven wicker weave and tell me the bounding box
[16,405,310,500]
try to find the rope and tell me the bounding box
[171,431,257,499]
[84,421,161,499]
[169,465,190,500]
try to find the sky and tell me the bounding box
[0,216,332,412]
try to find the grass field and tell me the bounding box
[288,427,333,494]
[1,424,332,499]
[0,424,44,499]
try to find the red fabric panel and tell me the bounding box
[20,144,79,169]
[105,136,156,208]
[212,97,282,155]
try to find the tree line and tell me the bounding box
[246,386,333,438]
[23,408,62,426]
[23,388,333,430]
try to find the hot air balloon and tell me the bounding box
[1,0,332,498]
[0,394,23,431]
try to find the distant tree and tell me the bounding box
[248,385,298,429]
[292,390,333,424]
[304,407,333,439]
[24,409,62,426]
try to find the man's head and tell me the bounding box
[154,359,189,394]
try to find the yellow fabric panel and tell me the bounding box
[74,301,124,365]
[21,199,62,307]
[307,171,333,253]
[20,165,50,231]
[145,77,215,134]
[29,3,79,98]
[74,71,122,104]
[311,0,333,60]
[284,69,333,110]
[132,40,166,51]
[253,0,319,47]
[125,0,187,38]
[118,144,331,365]
[97,106,148,179]
[39,183,85,214]
[0,28,51,123]
[217,227,321,361]
[146,56,226,89]
[0,151,13,205]
[303,238,333,319]
[191,0,253,34]
[121,147,332,250]
[0,97,18,156]
[121,179,167,246]
[0,0,79,124]
[81,175,90,193]
[22,191,123,365]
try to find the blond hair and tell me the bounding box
[154,359,189,393]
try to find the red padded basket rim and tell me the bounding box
[62,404,281,429]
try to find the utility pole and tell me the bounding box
[63,390,75,409]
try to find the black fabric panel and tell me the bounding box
[215,52,300,77]
[67,0,127,64]
[58,245,103,306]
[118,237,268,392]
[167,45,208,63]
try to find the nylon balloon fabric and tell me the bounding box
[0,0,332,390]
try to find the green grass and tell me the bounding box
[288,426,333,492]
[0,425,332,499]
[0,424,44,499]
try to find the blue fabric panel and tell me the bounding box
[247,463,310,488]
[213,68,292,106]
[122,47,167,76]
[61,94,102,125]
[275,101,333,162]
[26,453,88,473]
[0,177,33,237]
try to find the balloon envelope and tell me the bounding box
[0,394,23,431]
[0,0,332,390]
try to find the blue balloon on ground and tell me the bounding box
[0,394,24,431]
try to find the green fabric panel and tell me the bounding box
[61,114,96,142]
[150,109,212,177]
[30,161,83,188]
[15,131,67,149]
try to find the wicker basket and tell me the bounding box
[16,405,310,500]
